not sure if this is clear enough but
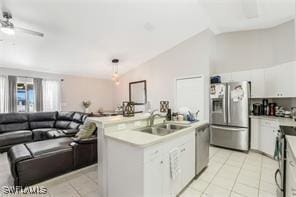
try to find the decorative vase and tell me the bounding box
[84,108,89,113]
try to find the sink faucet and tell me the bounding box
[149,110,164,127]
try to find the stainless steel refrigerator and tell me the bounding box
[210,81,250,151]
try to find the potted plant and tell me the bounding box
[82,100,91,113]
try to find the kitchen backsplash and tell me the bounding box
[251,98,296,111]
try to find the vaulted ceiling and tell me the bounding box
[0,0,294,78]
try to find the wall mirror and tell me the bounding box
[129,80,147,105]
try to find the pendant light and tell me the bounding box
[112,59,120,85]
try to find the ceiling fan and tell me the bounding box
[0,11,44,37]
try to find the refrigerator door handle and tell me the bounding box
[211,125,247,131]
[228,85,231,123]
[223,94,227,124]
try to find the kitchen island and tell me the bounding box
[88,113,208,197]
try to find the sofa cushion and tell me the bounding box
[29,112,57,130]
[57,112,74,121]
[26,138,72,157]
[32,128,56,141]
[63,129,79,135]
[0,113,29,133]
[55,112,75,129]
[0,113,28,124]
[0,130,32,146]
[68,122,80,129]
[72,113,84,123]
[55,121,71,129]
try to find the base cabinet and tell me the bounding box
[107,130,196,197]
[251,118,279,157]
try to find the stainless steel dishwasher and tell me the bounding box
[196,124,210,176]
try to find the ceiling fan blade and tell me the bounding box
[15,26,44,37]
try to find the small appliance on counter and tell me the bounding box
[291,107,296,121]
[253,103,263,116]
[284,111,291,118]
[263,99,269,115]
[269,103,277,116]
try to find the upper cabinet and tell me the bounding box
[231,70,251,82]
[219,73,232,83]
[250,69,265,98]
[265,62,296,98]
[213,61,296,98]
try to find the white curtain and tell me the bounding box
[42,80,61,112]
[0,75,8,113]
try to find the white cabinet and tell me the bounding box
[218,73,232,82]
[231,70,251,82]
[250,118,279,157]
[214,61,296,98]
[265,62,296,98]
[107,130,196,197]
[259,120,278,156]
[286,144,296,197]
[250,118,260,150]
[144,155,165,197]
[178,137,195,193]
[250,69,265,98]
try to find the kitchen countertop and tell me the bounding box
[105,120,208,148]
[87,113,151,125]
[250,115,296,127]
[286,135,296,161]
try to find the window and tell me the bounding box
[42,80,61,111]
[16,77,35,112]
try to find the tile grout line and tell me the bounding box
[258,155,263,197]
[229,152,248,197]
[68,181,84,197]
[202,149,233,196]
[201,148,224,195]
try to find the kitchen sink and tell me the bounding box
[135,123,189,136]
[156,123,188,131]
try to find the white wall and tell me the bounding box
[114,30,214,120]
[61,75,114,112]
[0,67,114,113]
[211,20,295,74]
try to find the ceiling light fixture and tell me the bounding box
[111,59,120,85]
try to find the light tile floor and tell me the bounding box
[0,146,278,197]
[180,146,278,197]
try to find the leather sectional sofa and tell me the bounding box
[0,111,98,186]
[0,111,87,152]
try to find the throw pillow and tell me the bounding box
[75,121,96,139]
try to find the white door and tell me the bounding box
[176,76,205,120]
[144,155,164,197]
